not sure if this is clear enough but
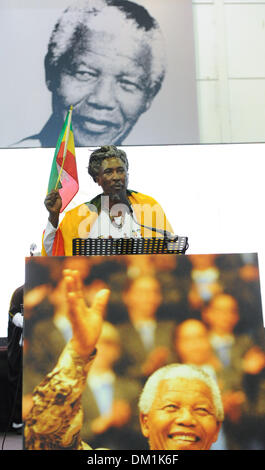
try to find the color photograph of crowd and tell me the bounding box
[22,253,265,450]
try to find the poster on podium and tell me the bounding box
[23,253,265,451]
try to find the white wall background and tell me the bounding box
[193,0,265,143]
[1,0,265,335]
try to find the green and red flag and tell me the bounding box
[47,106,79,212]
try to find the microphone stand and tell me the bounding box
[124,200,189,252]
[126,202,179,241]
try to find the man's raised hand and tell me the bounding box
[63,269,110,358]
[44,189,62,228]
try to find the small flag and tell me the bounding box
[47,106,79,212]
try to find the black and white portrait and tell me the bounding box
[0,0,199,148]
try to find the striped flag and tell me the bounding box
[47,106,79,212]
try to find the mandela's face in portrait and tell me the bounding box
[140,378,221,451]
[47,4,165,146]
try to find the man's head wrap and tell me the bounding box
[88,145,128,181]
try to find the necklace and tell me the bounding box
[110,214,124,228]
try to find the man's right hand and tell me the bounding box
[63,269,110,359]
[44,190,62,228]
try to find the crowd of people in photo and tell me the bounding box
[21,253,265,450]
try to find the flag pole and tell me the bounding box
[55,105,73,190]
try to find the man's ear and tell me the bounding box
[46,78,53,92]
[212,422,222,444]
[139,413,150,438]
[45,55,55,92]
[142,97,153,113]
[45,72,60,93]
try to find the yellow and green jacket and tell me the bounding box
[42,190,173,256]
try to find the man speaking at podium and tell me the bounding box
[42,145,173,256]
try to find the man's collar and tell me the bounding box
[86,190,137,213]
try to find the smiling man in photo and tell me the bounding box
[139,364,223,450]
[19,0,166,148]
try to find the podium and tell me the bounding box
[72,236,189,256]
